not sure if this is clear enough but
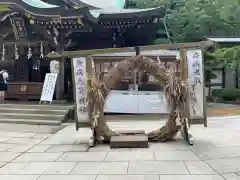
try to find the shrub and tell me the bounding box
[212,88,240,101]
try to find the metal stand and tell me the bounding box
[181,118,194,145]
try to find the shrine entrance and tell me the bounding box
[67,41,214,146]
[0,41,51,101]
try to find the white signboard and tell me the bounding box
[72,57,88,122]
[40,73,58,103]
[187,49,204,118]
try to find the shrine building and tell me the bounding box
[0,0,166,101]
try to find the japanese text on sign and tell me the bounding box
[40,73,58,103]
[187,49,204,118]
[72,57,87,122]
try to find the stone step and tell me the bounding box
[0,108,68,115]
[114,130,146,135]
[110,135,149,148]
[0,118,62,126]
[0,113,64,121]
[0,104,74,110]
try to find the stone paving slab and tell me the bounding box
[128,161,189,174]
[184,161,217,174]
[205,158,240,174]
[155,150,200,161]
[0,162,6,168]
[37,175,97,180]
[0,137,11,143]
[46,144,88,152]
[221,173,240,180]
[27,145,52,153]
[149,141,189,151]
[5,138,44,145]
[57,152,107,162]
[0,124,63,134]
[0,132,36,138]
[19,162,77,175]
[96,175,160,180]
[105,151,154,161]
[0,175,40,180]
[159,175,224,180]
[13,153,63,162]
[70,162,129,175]
[0,152,21,162]
[0,163,29,174]
[88,145,130,152]
[7,145,35,153]
[32,134,51,139]
[0,143,16,151]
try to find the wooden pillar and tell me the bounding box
[56,32,65,100]
[222,67,226,88]
[58,58,65,100]
[133,46,140,90]
[52,58,65,100]
[179,48,190,120]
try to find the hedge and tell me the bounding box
[212,88,240,101]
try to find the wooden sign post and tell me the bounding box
[71,57,88,130]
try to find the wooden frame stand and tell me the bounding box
[70,41,213,147]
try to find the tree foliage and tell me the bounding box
[210,46,240,69]
[135,0,240,43]
[134,0,240,74]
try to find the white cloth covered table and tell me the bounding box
[104,90,169,114]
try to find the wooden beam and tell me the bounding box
[1,41,50,46]
[92,56,177,63]
[63,41,215,57]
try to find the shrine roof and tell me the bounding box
[0,0,97,19]
[22,0,58,8]
[89,8,161,18]
[206,37,240,43]
[65,0,126,9]
[0,0,163,18]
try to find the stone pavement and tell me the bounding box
[0,117,240,180]
[207,103,240,116]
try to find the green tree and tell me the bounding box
[135,0,240,43]
[210,46,240,69]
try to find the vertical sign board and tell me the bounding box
[72,57,88,130]
[40,73,58,104]
[186,49,206,124]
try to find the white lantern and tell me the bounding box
[50,60,60,74]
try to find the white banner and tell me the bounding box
[72,57,88,122]
[40,73,58,103]
[186,49,204,118]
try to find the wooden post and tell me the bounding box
[59,58,65,99]
[133,46,140,90]
[179,48,194,145]
[179,48,190,118]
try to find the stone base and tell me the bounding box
[114,130,145,135]
[110,135,148,148]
